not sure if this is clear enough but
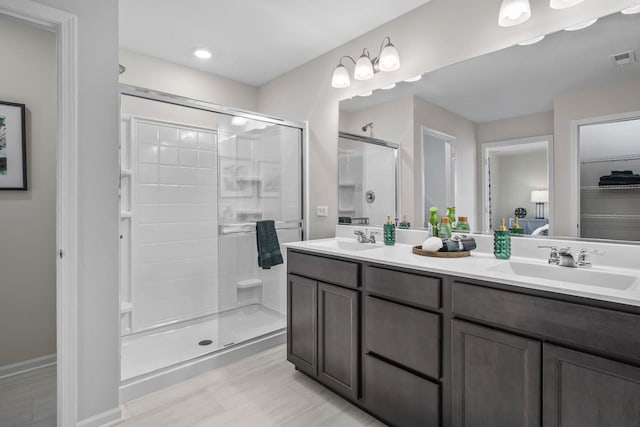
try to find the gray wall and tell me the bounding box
[0,14,56,367]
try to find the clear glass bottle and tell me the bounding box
[437,216,452,239]
[494,218,511,259]
[383,215,396,246]
[455,216,470,232]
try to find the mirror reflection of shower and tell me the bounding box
[338,132,399,226]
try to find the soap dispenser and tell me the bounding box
[494,218,511,260]
[398,214,411,229]
[384,215,396,246]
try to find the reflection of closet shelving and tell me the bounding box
[581,184,640,191]
[580,154,640,164]
[581,213,640,220]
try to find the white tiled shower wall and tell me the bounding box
[132,119,220,330]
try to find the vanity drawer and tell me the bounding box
[364,354,440,427]
[365,296,440,378]
[287,251,360,288]
[453,281,640,364]
[365,265,441,309]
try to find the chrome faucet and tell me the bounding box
[539,246,605,268]
[354,230,380,244]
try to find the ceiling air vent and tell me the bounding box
[610,50,636,66]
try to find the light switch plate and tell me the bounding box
[316,206,328,217]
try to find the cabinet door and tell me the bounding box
[287,274,317,377]
[318,282,359,400]
[452,320,541,427]
[543,343,640,427]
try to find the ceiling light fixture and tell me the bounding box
[518,35,545,46]
[564,18,598,31]
[193,48,212,59]
[357,91,373,97]
[621,4,640,14]
[331,36,400,88]
[230,116,248,126]
[549,0,584,9]
[498,0,531,27]
[381,83,396,90]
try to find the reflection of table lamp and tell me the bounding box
[531,190,548,219]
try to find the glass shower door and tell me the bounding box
[216,114,302,347]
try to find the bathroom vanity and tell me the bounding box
[285,237,640,427]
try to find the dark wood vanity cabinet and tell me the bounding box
[287,248,640,427]
[287,251,360,401]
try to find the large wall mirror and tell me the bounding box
[338,10,640,242]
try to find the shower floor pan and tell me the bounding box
[121,304,285,381]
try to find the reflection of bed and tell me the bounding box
[509,218,548,234]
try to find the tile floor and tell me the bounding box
[118,344,384,427]
[0,365,56,427]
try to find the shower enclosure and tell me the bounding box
[118,86,303,395]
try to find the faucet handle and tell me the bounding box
[354,230,365,236]
[558,247,572,255]
[578,248,605,267]
[538,245,560,264]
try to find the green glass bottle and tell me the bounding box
[455,216,470,232]
[446,206,456,228]
[437,216,452,239]
[383,215,396,246]
[398,214,411,229]
[494,218,511,260]
[428,207,439,237]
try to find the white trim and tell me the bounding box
[76,407,123,427]
[480,135,554,233]
[420,126,456,228]
[0,1,79,426]
[0,354,56,380]
[569,110,640,238]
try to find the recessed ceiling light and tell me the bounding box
[404,74,423,82]
[564,18,598,31]
[231,116,248,126]
[193,48,212,59]
[518,35,545,46]
[621,4,640,14]
[358,91,373,97]
[381,83,396,90]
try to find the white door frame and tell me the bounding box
[0,1,78,425]
[420,126,456,228]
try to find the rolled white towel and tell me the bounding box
[421,237,443,252]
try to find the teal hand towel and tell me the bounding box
[256,220,284,269]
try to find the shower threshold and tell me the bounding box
[121,304,285,381]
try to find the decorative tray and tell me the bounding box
[412,245,470,258]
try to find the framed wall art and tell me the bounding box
[0,101,27,190]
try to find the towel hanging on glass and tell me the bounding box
[256,220,284,269]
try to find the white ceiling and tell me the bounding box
[119,0,432,86]
[341,12,640,123]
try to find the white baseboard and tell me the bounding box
[120,330,285,403]
[0,354,56,380]
[77,406,122,427]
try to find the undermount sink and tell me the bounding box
[308,239,382,252]
[489,261,638,290]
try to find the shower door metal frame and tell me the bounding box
[118,83,306,330]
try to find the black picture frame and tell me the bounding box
[0,101,27,190]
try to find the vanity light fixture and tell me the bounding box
[331,36,400,88]
[518,35,545,46]
[404,74,423,82]
[549,0,584,9]
[498,0,531,27]
[621,4,640,14]
[193,48,212,59]
[564,18,598,31]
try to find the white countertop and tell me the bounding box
[284,237,640,308]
